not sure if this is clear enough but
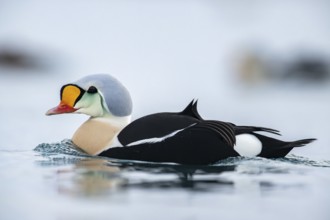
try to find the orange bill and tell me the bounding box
[46,85,82,115]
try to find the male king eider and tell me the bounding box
[46,74,316,165]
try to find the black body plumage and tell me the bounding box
[99,100,316,165]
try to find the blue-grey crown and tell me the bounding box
[74,74,132,117]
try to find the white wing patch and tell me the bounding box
[234,134,262,157]
[127,123,196,147]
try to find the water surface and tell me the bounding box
[1,140,329,220]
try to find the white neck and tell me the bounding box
[92,115,131,127]
[72,115,131,155]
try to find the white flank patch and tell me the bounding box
[127,123,196,147]
[234,134,262,157]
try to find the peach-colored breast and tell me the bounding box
[72,118,122,155]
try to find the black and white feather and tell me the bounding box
[99,100,316,165]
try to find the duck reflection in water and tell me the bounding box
[37,153,300,197]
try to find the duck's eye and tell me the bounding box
[87,86,98,94]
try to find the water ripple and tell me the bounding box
[32,139,330,193]
[34,139,88,157]
[34,139,330,170]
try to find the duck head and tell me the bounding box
[46,74,132,118]
[46,74,132,155]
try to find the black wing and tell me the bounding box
[118,101,202,146]
[234,125,281,136]
[101,120,238,165]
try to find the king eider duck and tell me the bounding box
[46,74,316,165]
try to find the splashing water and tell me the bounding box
[34,139,88,156]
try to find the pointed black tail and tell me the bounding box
[255,133,316,158]
[287,138,317,148]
